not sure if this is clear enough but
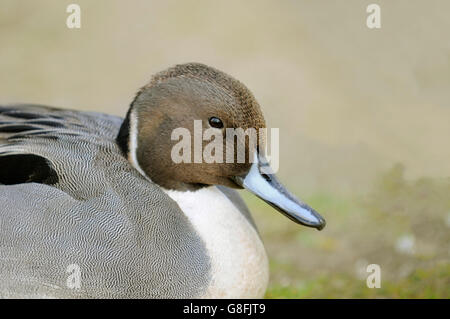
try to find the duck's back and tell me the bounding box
[0,104,211,298]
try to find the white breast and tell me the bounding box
[164,186,269,298]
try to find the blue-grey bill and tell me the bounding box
[234,155,326,230]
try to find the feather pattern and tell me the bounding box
[0,104,211,298]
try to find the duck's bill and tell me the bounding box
[233,154,326,230]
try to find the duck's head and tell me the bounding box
[117,63,325,230]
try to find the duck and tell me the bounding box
[0,63,325,298]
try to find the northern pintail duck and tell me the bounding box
[0,63,325,298]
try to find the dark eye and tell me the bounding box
[208,117,224,129]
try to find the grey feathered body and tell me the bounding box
[0,104,225,298]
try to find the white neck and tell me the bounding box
[128,110,152,181]
[163,186,269,298]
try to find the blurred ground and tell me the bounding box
[0,0,448,298]
[245,165,449,298]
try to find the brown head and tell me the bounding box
[117,63,325,230]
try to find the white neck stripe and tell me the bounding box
[128,110,152,181]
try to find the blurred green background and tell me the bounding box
[0,0,448,298]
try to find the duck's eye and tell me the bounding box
[208,117,224,129]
